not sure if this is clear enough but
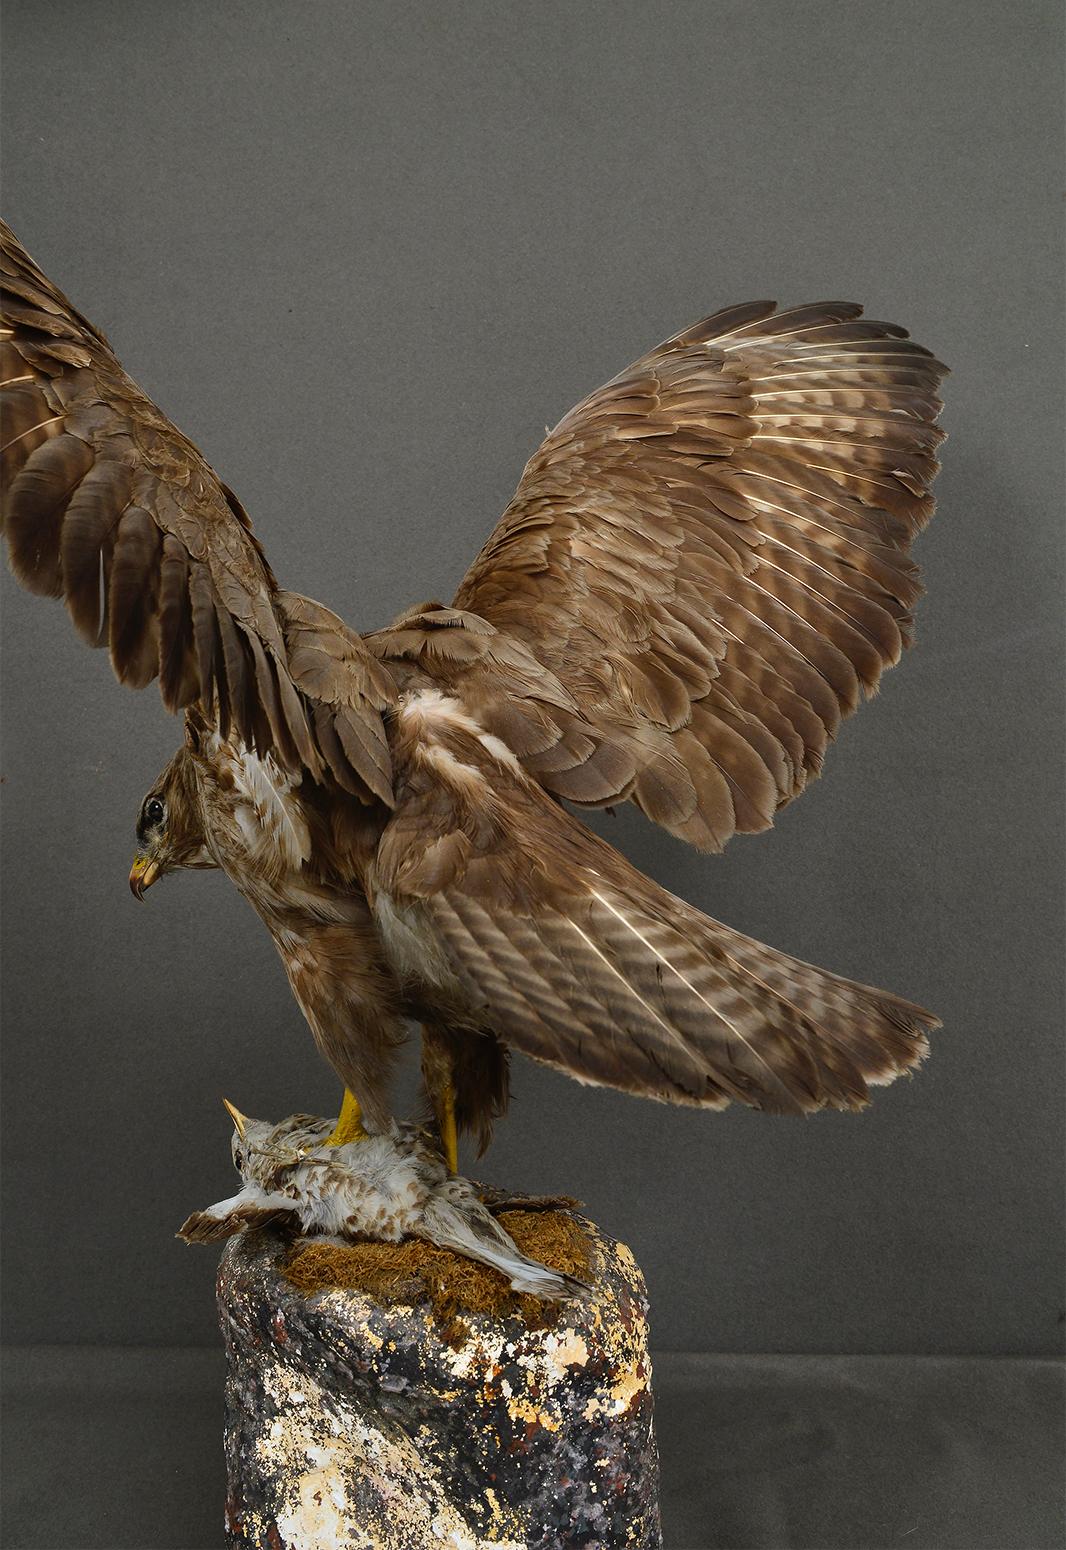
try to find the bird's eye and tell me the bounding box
[144,797,165,826]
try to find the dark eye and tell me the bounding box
[144,797,165,826]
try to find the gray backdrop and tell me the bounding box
[2,0,1062,1357]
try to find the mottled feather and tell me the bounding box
[0,220,390,804]
[3,222,946,1160]
[453,300,947,849]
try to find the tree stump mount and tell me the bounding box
[218,1211,661,1549]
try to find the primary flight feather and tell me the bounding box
[1,220,946,1164]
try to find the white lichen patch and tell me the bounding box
[438,1323,512,1383]
[276,1452,352,1549]
[582,1354,647,1422]
[249,1362,529,1550]
[222,1224,659,1546]
[542,1328,590,1379]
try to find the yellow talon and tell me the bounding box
[326,1088,368,1147]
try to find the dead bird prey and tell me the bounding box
[2,221,947,1177]
[178,1105,589,1301]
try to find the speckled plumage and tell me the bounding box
[2,220,947,1158]
[179,1112,589,1299]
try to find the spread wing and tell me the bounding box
[374,718,935,1122]
[454,302,947,850]
[1,221,392,804]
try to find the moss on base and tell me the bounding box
[283,1209,592,1346]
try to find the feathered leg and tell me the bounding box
[421,1024,459,1172]
[276,913,407,1134]
[421,1022,511,1167]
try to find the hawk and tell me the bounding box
[2,221,946,1174]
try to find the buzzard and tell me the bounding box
[1,221,946,1174]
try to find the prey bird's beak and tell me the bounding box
[223,1099,248,1139]
[129,854,160,900]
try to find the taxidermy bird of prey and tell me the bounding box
[1,220,946,1174]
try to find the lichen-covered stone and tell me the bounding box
[219,1215,661,1549]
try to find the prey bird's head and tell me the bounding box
[129,744,218,899]
[223,1100,279,1178]
[223,1100,325,1184]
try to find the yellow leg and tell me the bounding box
[439,1080,458,1175]
[326,1088,368,1147]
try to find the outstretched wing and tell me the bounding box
[453,302,947,850]
[373,716,935,1121]
[1,221,392,803]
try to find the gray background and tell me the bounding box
[2,0,1063,1363]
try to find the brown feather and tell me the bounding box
[109,507,162,687]
[451,299,945,849]
[4,431,93,596]
[157,534,197,710]
[1,219,389,803]
[214,603,255,748]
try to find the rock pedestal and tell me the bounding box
[218,1212,661,1549]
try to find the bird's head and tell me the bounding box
[223,1099,276,1178]
[129,744,218,900]
[223,1100,320,1184]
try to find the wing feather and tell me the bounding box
[1,220,391,803]
[157,534,196,710]
[373,737,935,1118]
[453,301,946,849]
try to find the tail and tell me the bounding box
[577,871,938,1113]
[426,849,939,1117]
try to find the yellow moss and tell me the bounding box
[283,1211,592,1347]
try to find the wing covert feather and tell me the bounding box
[372,731,936,1115]
[454,300,947,849]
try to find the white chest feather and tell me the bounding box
[227,747,312,875]
[373,891,464,996]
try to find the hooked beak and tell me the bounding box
[223,1098,248,1139]
[129,854,160,900]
